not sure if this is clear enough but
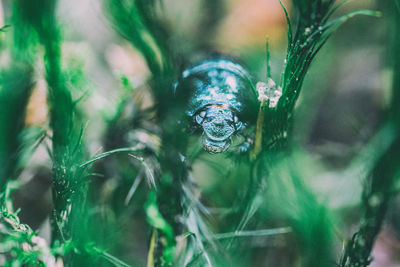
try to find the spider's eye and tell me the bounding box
[233,115,239,123]
[199,111,206,118]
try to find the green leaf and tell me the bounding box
[145,189,176,265]
[145,190,174,242]
[279,0,293,46]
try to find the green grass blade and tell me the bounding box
[80,145,144,167]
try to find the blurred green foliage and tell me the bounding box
[0,0,398,267]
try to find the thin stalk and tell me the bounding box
[340,2,400,266]
[147,229,157,267]
[211,227,291,240]
[251,100,266,160]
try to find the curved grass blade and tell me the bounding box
[80,145,144,167]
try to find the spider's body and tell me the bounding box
[175,58,257,153]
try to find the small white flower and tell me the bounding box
[256,78,282,108]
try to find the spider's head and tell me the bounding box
[195,105,244,153]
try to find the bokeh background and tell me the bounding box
[1,0,399,266]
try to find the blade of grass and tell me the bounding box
[80,145,144,167]
[211,227,292,240]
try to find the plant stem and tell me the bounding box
[340,2,400,266]
[251,100,266,160]
[0,2,36,192]
[17,1,89,265]
[340,139,400,267]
